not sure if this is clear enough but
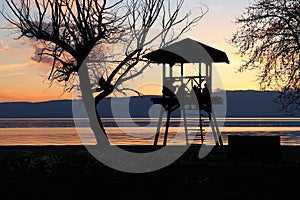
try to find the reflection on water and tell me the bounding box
[0,118,299,146]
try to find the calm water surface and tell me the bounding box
[0,118,299,146]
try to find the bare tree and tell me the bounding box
[2,0,208,144]
[230,0,300,115]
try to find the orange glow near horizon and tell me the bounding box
[0,39,261,103]
[0,45,261,102]
[130,83,162,96]
[0,0,261,102]
[0,89,71,103]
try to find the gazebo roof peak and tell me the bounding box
[144,38,230,65]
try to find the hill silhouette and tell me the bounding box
[0,90,297,118]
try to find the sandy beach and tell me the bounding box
[0,144,300,199]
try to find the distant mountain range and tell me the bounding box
[0,90,298,118]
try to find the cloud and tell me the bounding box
[0,22,18,30]
[0,86,71,103]
[211,5,224,11]
[0,88,45,102]
[0,72,24,78]
[16,39,27,45]
[0,45,9,51]
[30,42,55,65]
[0,39,9,51]
[0,61,36,71]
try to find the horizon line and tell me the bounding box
[0,89,280,104]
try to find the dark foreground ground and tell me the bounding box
[0,145,300,199]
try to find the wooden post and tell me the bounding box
[211,109,223,146]
[169,64,173,78]
[163,108,172,146]
[182,106,189,146]
[154,106,165,146]
[163,63,166,87]
[199,63,202,86]
[211,121,220,146]
[205,63,208,81]
[181,63,184,84]
[208,63,213,93]
[199,109,204,144]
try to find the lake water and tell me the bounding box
[0,118,299,146]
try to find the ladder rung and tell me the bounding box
[190,133,205,136]
[190,131,205,134]
[192,139,205,141]
[190,135,205,139]
[188,129,204,132]
[187,128,204,130]
[191,138,205,141]
[190,132,206,135]
[189,135,205,138]
[188,132,205,134]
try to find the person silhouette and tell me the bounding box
[176,84,186,100]
[162,79,176,98]
[192,83,212,119]
[201,83,212,119]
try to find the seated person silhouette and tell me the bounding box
[161,80,180,110]
[175,84,187,101]
[162,81,176,98]
[192,83,212,119]
[201,83,212,119]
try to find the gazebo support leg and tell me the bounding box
[211,122,219,146]
[163,109,171,146]
[211,109,223,146]
[154,106,164,146]
[182,106,189,146]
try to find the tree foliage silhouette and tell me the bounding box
[2,0,208,144]
[231,0,300,115]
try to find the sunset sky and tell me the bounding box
[0,0,259,102]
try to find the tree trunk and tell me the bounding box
[78,65,110,146]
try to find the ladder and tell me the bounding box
[152,99,223,146]
[182,105,223,146]
[152,80,223,146]
[182,106,205,145]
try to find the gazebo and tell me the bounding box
[143,38,230,146]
